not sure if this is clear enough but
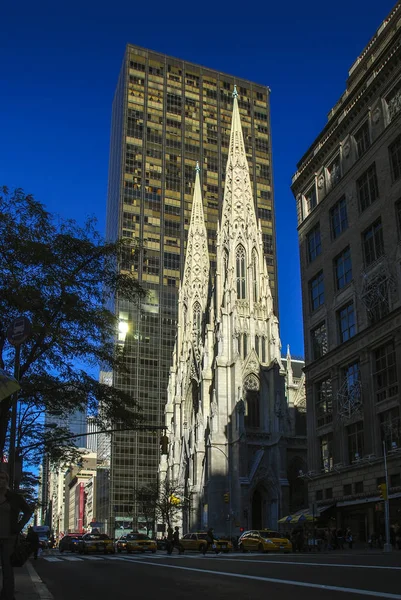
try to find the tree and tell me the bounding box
[136,479,188,530]
[0,186,146,466]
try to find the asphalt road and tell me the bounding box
[32,550,401,600]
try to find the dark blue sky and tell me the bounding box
[0,0,395,358]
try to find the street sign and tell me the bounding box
[6,317,32,346]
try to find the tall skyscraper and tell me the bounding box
[103,45,278,535]
[292,2,401,543]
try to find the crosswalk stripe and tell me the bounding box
[43,557,63,562]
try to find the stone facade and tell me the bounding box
[160,90,307,536]
[291,3,401,542]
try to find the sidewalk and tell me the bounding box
[15,562,53,600]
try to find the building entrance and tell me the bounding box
[251,489,263,529]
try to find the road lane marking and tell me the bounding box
[215,558,401,571]
[43,557,63,562]
[60,556,83,561]
[26,561,54,599]
[125,559,401,599]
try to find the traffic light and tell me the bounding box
[160,435,169,455]
[223,492,230,504]
[239,527,245,533]
[378,483,388,500]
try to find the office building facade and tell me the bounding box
[292,2,401,542]
[103,45,278,535]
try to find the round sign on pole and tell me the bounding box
[6,317,32,346]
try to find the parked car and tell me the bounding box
[238,530,292,553]
[180,532,233,553]
[115,535,128,553]
[59,534,83,553]
[78,533,115,555]
[125,533,157,554]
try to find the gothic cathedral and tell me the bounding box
[160,88,306,536]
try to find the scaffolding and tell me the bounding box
[359,259,395,323]
[336,376,363,422]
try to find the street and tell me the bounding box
[29,550,401,600]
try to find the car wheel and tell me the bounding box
[199,544,204,552]
[240,544,247,553]
[152,549,156,554]
[258,543,264,553]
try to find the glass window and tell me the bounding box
[373,341,398,403]
[319,433,333,471]
[252,250,258,302]
[343,484,352,496]
[389,135,401,182]
[338,302,356,342]
[246,389,260,428]
[340,361,362,419]
[364,273,390,324]
[236,245,246,299]
[330,197,348,239]
[315,378,333,428]
[327,156,341,189]
[335,247,352,290]
[305,184,317,213]
[307,224,322,263]
[363,220,384,267]
[347,421,364,463]
[379,407,401,452]
[315,490,323,501]
[311,322,327,359]
[357,163,379,212]
[355,122,370,158]
[396,200,401,239]
[355,481,364,493]
[310,271,324,311]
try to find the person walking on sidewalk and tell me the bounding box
[172,527,183,554]
[203,528,219,555]
[0,470,33,600]
[26,527,40,560]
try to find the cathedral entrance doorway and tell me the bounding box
[251,489,263,529]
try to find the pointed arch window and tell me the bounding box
[261,337,266,363]
[244,375,260,428]
[236,245,246,299]
[255,335,260,359]
[193,302,201,344]
[252,250,258,302]
[239,333,248,359]
[223,250,229,287]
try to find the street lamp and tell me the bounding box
[208,443,232,540]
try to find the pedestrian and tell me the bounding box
[345,528,353,549]
[26,527,40,559]
[203,527,219,555]
[166,526,174,555]
[172,526,183,554]
[0,470,33,600]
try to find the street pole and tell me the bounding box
[8,345,21,491]
[383,441,392,553]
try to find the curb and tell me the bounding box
[25,562,53,599]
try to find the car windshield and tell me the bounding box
[85,534,110,541]
[197,534,208,540]
[127,534,150,540]
[259,531,281,538]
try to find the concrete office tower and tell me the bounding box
[292,2,401,542]
[103,45,280,535]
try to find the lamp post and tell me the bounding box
[208,444,232,540]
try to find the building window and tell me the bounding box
[310,271,324,311]
[239,333,248,359]
[337,302,356,343]
[391,473,401,487]
[357,163,379,212]
[355,122,370,159]
[389,135,401,182]
[315,378,333,428]
[315,490,323,501]
[305,183,317,213]
[347,421,364,463]
[343,484,352,496]
[319,433,333,471]
[340,361,362,419]
[363,219,384,267]
[335,247,352,290]
[330,197,348,239]
[355,481,364,494]
[379,407,401,452]
[311,322,328,359]
[307,224,322,263]
[252,250,258,302]
[363,272,390,324]
[373,341,398,403]
[244,376,260,429]
[325,488,333,499]
[395,200,401,239]
[327,156,341,189]
[236,245,246,299]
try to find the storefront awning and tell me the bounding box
[337,491,401,508]
[278,505,333,524]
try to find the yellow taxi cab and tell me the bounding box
[125,533,157,553]
[180,532,233,553]
[238,530,292,553]
[78,533,115,554]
